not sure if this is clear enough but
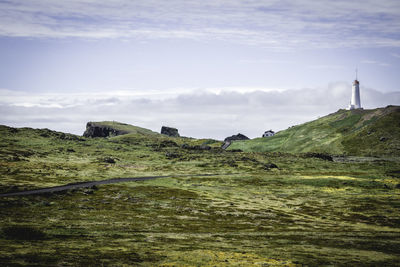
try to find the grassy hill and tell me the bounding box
[84,121,160,137]
[229,105,400,156]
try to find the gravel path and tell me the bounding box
[0,173,224,197]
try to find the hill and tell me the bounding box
[229,105,400,156]
[83,121,160,137]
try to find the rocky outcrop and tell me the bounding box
[161,126,180,137]
[181,144,211,151]
[221,133,249,150]
[221,141,231,150]
[83,122,129,138]
[302,152,333,161]
[224,133,249,142]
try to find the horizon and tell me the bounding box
[1,0,400,139]
[2,104,398,141]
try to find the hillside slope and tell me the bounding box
[83,121,160,137]
[229,105,400,156]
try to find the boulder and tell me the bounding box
[264,163,279,170]
[224,133,249,142]
[103,157,116,164]
[83,122,129,138]
[302,152,333,161]
[161,126,180,137]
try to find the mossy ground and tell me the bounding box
[1,125,400,266]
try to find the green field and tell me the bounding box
[1,122,400,266]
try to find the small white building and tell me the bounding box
[262,130,275,137]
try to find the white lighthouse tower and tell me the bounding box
[348,69,362,110]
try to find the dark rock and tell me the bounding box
[41,201,51,206]
[181,143,190,149]
[103,157,116,164]
[226,160,238,167]
[227,149,243,152]
[161,126,180,137]
[264,163,278,170]
[165,152,180,159]
[380,136,387,142]
[83,189,94,195]
[66,148,75,153]
[180,144,211,150]
[159,140,179,148]
[224,133,249,142]
[83,122,129,138]
[240,156,259,163]
[10,156,22,162]
[200,145,211,150]
[302,152,333,161]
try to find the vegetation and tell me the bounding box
[0,119,400,266]
[229,105,400,156]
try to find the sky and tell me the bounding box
[1,0,400,139]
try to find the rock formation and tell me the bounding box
[224,133,249,142]
[83,122,129,138]
[221,133,249,150]
[161,126,180,137]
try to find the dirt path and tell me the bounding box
[0,173,225,197]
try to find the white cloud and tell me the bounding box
[1,85,399,139]
[306,65,345,70]
[361,60,390,67]
[0,0,399,49]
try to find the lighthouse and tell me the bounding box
[348,69,362,110]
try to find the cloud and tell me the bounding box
[306,65,345,70]
[361,60,390,67]
[0,0,399,49]
[1,85,399,139]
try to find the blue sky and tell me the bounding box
[1,0,400,139]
